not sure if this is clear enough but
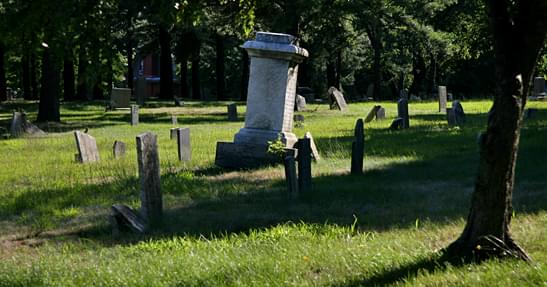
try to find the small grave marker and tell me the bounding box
[295,94,307,111]
[453,100,465,125]
[170,128,177,140]
[297,138,312,193]
[136,132,162,227]
[304,131,320,161]
[351,119,364,175]
[176,128,191,161]
[365,105,381,123]
[328,87,348,112]
[131,105,139,126]
[74,131,100,163]
[113,140,126,159]
[227,104,237,121]
[284,154,299,201]
[171,114,178,125]
[533,77,546,97]
[10,111,45,137]
[447,108,457,126]
[376,107,386,120]
[397,98,409,128]
[438,86,447,113]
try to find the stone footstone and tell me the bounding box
[438,86,447,113]
[110,204,147,235]
[365,105,381,123]
[131,105,139,126]
[447,108,457,126]
[113,140,126,159]
[227,104,238,121]
[136,132,162,228]
[74,131,100,163]
[174,97,183,107]
[170,128,177,140]
[328,87,348,112]
[176,128,191,162]
[171,115,178,125]
[453,100,465,125]
[351,119,364,175]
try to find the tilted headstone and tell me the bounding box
[171,114,178,125]
[227,103,238,121]
[110,88,131,109]
[389,118,404,131]
[304,131,320,161]
[295,94,307,111]
[113,140,126,159]
[176,128,191,161]
[452,100,465,125]
[376,107,386,120]
[438,86,447,113]
[533,77,546,97]
[10,111,45,137]
[136,76,146,105]
[328,87,348,112]
[351,119,364,175]
[297,138,312,193]
[446,108,457,126]
[136,132,162,227]
[397,98,409,128]
[284,154,299,201]
[74,131,100,163]
[131,105,139,126]
[365,105,381,123]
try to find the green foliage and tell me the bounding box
[266,134,286,157]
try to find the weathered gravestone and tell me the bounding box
[397,98,409,128]
[131,105,139,126]
[297,137,312,193]
[351,119,364,175]
[9,111,45,137]
[453,100,465,125]
[533,76,546,97]
[376,107,386,120]
[113,140,126,159]
[446,108,457,126]
[295,94,307,111]
[389,118,404,131]
[170,127,177,140]
[328,87,348,112]
[215,32,308,169]
[171,114,178,125]
[74,131,100,163]
[227,103,238,121]
[110,88,131,109]
[365,105,382,123]
[284,154,299,201]
[438,86,447,113]
[176,128,191,161]
[136,76,146,105]
[304,131,320,161]
[136,132,162,227]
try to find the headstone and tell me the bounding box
[74,131,100,163]
[365,105,381,123]
[304,131,320,161]
[295,94,307,111]
[131,105,139,126]
[170,128,177,140]
[110,204,147,235]
[113,140,126,159]
[136,76,146,105]
[227,104,238,121]
[533,77,546,97]
[294,114,305,123]
[453,100,465,125]
[215,32,308,169]
[397,98,409,128]
[438,86,447,113]
[366,84,374,100]
[351,119,364,175]
[389,118,404,130]
[284,154,299,201]
[174,97,182,107]
[136,132,162,227]
[524,108,537,120]
[171,114,178,125]
[328,87,348,112]
[376,107,386,120]
[297,137,312,193]
[9,111,45,137]
[110,88,131,109]
[446,108,457,126]
[176,128,191,161]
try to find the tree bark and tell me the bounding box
[191,38,201,100]
[30,53,39,100]
[22,53,32,100]
[77,45,88,100]
[37,47,60,122]
[365,25,383,101]
[180,55,189,99]
[159,25,173,99]
[0,43,6,102]
[127,39,134,92]
[215,33,226,101]
[63,49,76,101]
[445,0,547,262]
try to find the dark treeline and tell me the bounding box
[0,0,546,121]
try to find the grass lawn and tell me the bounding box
[0,99,545,286]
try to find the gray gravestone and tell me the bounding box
[446,108,456,126]
[171,114,178,125]
[74,131,100,163]
[227,104,238,121]
[351,119,364,175]
[389,118,404,130]
[328,87,348,112]
[533,77,546,97]
[304,131,320,161]
[284,154,299,201]
[365,105,381,123]
[453,100,465,125]
[131,105,139,126]
[176,128,191,161]
[438,86,447,113]
[136,132,162,227]
[10,111,45,137]
[170,128,177,140]
[376,107,386,120]
[136,77,146,105]
[113,140,126,159]
[397,98,409,128]
[297,138,312,193]
[295,94,307,111]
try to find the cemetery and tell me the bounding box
[0,1,547,286]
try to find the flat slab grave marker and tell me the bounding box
[365,105,382,123]
[227,104,238,121]
[176,128,191,161]
[328,87,348,112]
[131,105,139,126]
[397,98,409,128]
[113,140,126,159]
[110,88,131,109]
[376,107,386,120]
[74,131,100,163]
[438,86,447,113]
[136,132,162,227]
[351,119,364,175]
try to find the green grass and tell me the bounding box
[0,99,545,286]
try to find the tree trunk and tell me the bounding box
[180,56,189,99]
[366,25,383,101]
[191,39,201,100]
[215,33,226,101]
[0,43,6,102]
[127,38,134,92]
[159,25,173,100]
[63,50,75,101]
[445,0,547,262]
[240,49,249,101]
[409,53,426,97]
[30,53,39,100]
[22,53,32,100]
[37,47,60,122]
[77,46,88,100]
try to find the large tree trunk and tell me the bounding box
[127,38,134,92]
[37,47,60,122]
[446,0,547,262]
[22,53,32,100]
[215,33,226,101]
[63,49,76,101]
[191,39,201,100]
[366,25,383,101]
[0,43,6,102]
[409,52,426,97]
[30,53,39,100]
[76,46,88,100]
[159,25,173,100]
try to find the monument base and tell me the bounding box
[215,142,295,169]
[233,128,298,148]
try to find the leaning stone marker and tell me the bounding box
[131,105,139,126]
[136,132,162,227]
[176,128,191,161]
[328,87,348,112]
[447,108,457,126]
[365,105,381,123]
[351,119,364,175]
[438,86,447,113]
[397,98,409,128]
[376,107,386,120]
[227,103,238,121]
[113,140,126,159]
[304,131,320,161]
[10,111,45,137]
[74,131,100,163]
